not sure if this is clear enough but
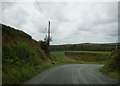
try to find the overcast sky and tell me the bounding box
[1,0,118,45]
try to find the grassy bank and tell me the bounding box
[100,49,120,80]
[3,61,54,84]
[2,24,54,85]
[100,69,119,80]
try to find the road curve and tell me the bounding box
[24,64,119,84]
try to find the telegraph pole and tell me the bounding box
[116,41,118,50]
[47,21,50,56]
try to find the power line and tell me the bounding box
[35,0,69,26]
[35,0,49,20]
[35,0,62,24]
[35,0,65,25]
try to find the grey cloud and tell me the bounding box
[2,2,15,10]
[2,3,29,28]
[34,2,69,22]
[2,2,118,45]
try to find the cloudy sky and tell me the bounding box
[1,0,118,45]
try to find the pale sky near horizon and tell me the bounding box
[1,0,119,45]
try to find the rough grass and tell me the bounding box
[50,51,64,62]
[100,68,119,80]
[2,61,54,84]
[2,24,53,85]
[65,51,110,64]
[100,49,120,80]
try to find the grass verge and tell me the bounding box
[100,49,120,81]
[2,61,54,85]
[100,67,119,80]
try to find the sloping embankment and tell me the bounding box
[2,24,53,84]
[100,49,120,81]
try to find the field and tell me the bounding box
[50,51,64,62]
[51,51,111,64]
[66,51,111,54]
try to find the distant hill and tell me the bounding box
[50,43,117,51]
[2,24,52,84]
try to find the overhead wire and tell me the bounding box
[35,0,62,24]
[35,0,68,32]
[35,0,49,21]
[35,0,67,25]
[34,0,71,43]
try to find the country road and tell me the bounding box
[24,64,119,84]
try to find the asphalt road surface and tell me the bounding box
[24,64,119,84]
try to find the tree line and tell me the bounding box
[50,43,118,51]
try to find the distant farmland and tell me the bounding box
[50,43,116,51]
[51,51,111,64]
[51,51,64,62]
[65,51,111,54]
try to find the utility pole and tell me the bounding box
[116,41,118,50]
[47,21,50,56]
